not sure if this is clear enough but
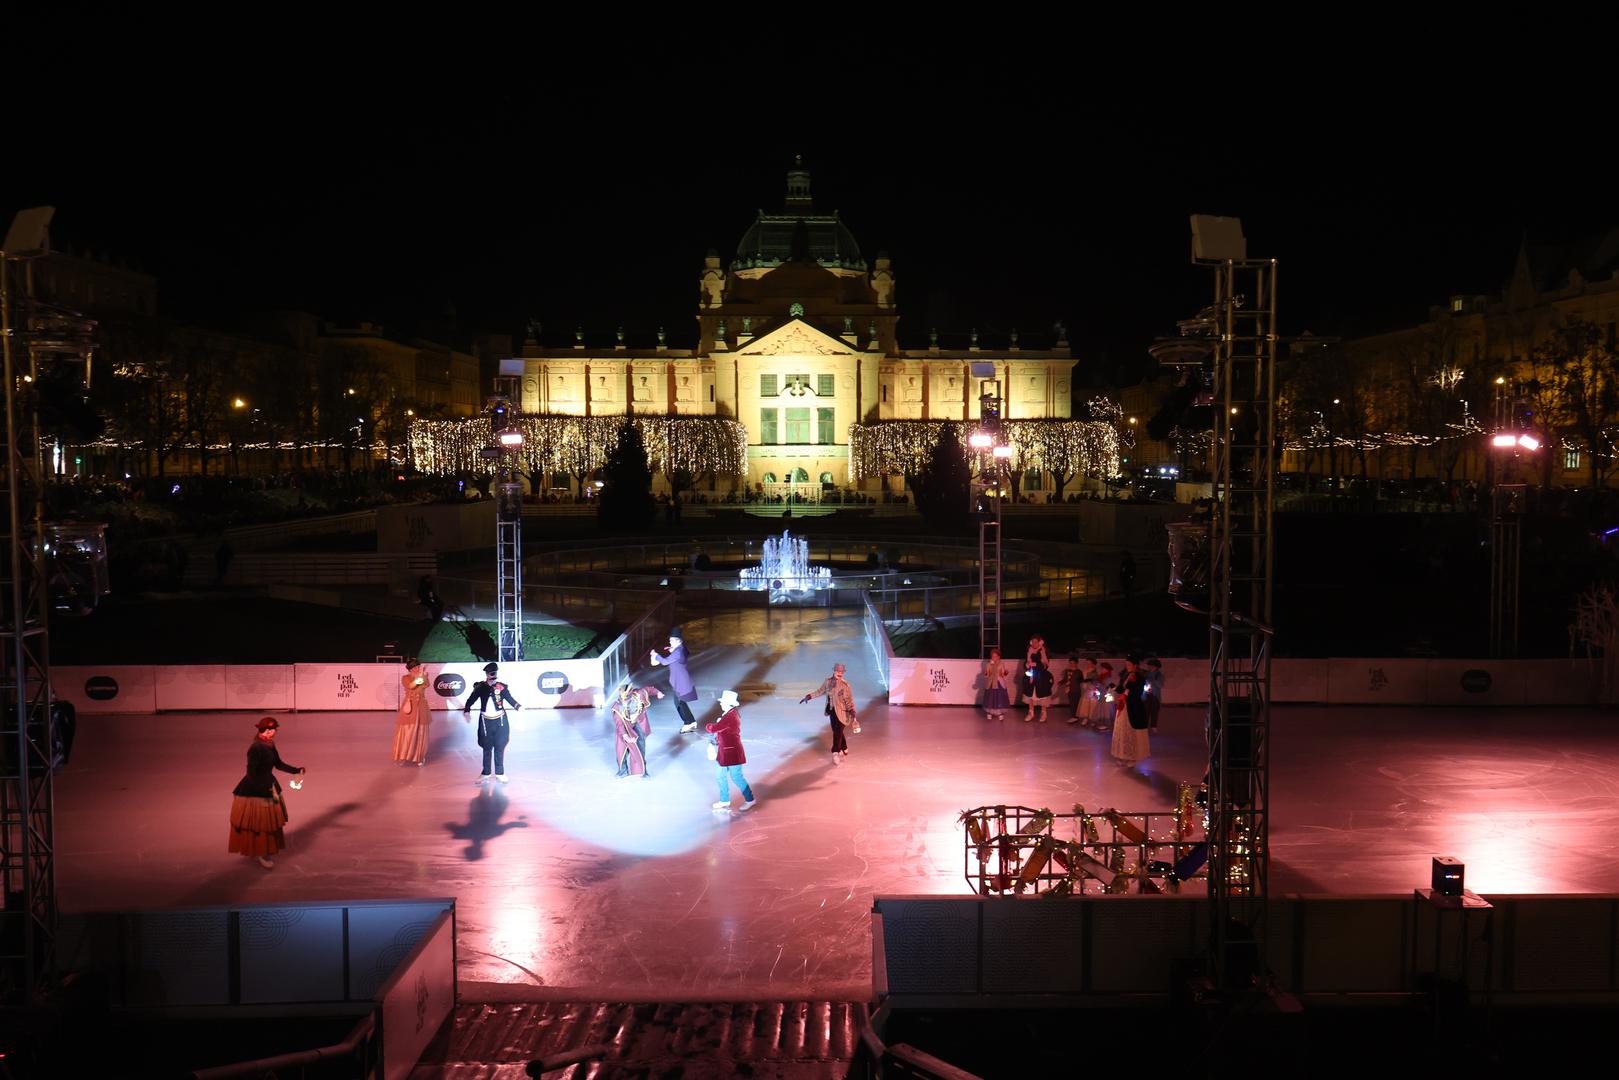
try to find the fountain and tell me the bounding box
[738,530,833,602]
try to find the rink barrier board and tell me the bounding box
[55,658,611,714]
[885,656,1597,707]
[872,893,1619,1001]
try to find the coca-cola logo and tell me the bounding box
[1459,670,1493,693]
[85,675,119,700]
[434,673,466,697]
[537,671,570,696]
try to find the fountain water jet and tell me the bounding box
[738,530,832,602]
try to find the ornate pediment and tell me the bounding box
[735,320,855,357]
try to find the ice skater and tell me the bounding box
[613,680,663,778]
[1143,657,1165,729]
[650,627,700,732]
[982,648,1011,720]
[228,717,305,870]
[392,656,431,765]
[463,661,521,784]
[801,661,858,764]
[1110,656,1151,767]
[706,689,756,813]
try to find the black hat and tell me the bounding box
[1125,654,1143,665]
[483,662,499,675]
[669,626,684,640]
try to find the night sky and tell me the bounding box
[6,21,1610,381]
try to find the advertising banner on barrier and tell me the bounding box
[293,664,402,711]
[888,658,989,706]
[380,910,456,1080]
[424,659,604,712]
[155,665,228,711]
[53,665,158,715]
[1423,660,1526,707]
[1326,658,1428,705]
[226,666,296,711]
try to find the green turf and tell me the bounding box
[417,619,606,662]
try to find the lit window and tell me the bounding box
[817,374,835,397]
[785,407,811,443]
[1565,448,1582,471]
[761,374,778,397]
[759,409,778,444]
[817,407,835,444]
[1451,296,1465,313]
[787,372,811,394]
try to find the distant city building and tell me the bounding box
[514,162,1076,496]
[36,246,158,316]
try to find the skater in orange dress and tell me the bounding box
[392,657,432,765]
[228,717,305,870]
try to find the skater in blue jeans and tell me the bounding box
[706,689,757,813]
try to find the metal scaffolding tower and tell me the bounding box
[1,208,92,1002]
[971,372,1005,657]
[1201,244,1278,991]
[488,370,523,663]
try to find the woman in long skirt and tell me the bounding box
[982,649,1011,720]
[229,717,305,870]
[1110,657,1151,767]
[392,657,431,765]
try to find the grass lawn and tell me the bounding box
[51,594,617,665]
[417,619,609,662]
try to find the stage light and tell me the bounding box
[1517,434,1540,451]
[498,429,524,448]
[992,445,1014,459]
[1432,856,1464,897]
[969,432,992,449]
[1492,434,1517,448]
[1495,376,1506,385]
[232,397,246,409]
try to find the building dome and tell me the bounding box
[731,159,866,273]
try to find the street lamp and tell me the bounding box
[232,397,246,410]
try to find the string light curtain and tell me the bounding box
[407,415,748,477]
[849,419,1124,481]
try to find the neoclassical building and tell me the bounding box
[513,163,1076,496]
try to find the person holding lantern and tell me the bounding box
[392,657,432,765]
[228,717,305,870]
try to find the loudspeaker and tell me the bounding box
[1432,856,1464,897]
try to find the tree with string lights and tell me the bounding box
[597,419,656,531]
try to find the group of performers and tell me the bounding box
[229,632,868,864]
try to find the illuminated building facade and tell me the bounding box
[515,163,1076,496]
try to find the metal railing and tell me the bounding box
[185,509,379,555]
[597,592,677,702]
[192,1012,379,1080]
[867,573,1104,622]
[194,551,436,587]
[524,536,1045,581]
[863,591,894,690]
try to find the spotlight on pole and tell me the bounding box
[969,432,992,450]
[992,445,1014,460]
[498,428,524,448]
[1517,434,1540,451]
[1491,434,1517,448]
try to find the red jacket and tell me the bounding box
[705,707,746,766]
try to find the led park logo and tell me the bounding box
[538,671,570,695]
[434,673,466,697]
[1460,670,1493,693]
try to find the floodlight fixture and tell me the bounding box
[992,445,1015,460]
[1517,434,1540,451]
[1190,214,1247,262]
[969,432,993,449]
[1491,434,1517,448]
[497,428,524,448]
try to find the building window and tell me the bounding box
[1023,470,1042,490]
[785,407,811,443]
[709,385,714,402]
[1566,448,1582,471]
[817,374,835,397]
[817,407,835,444]
[881,384,888,403]
[793,467,810,482]
[819,471,834,485]
[761,374,778,397]
[760,408,778,444]
[762,472,778,484]
[1451,296,1465,313]
[785,372,811,394]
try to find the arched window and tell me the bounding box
[762,472,778,484]
[819,471,834,485]
[793,467,810,483]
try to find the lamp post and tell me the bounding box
[1487,430,1536,657]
